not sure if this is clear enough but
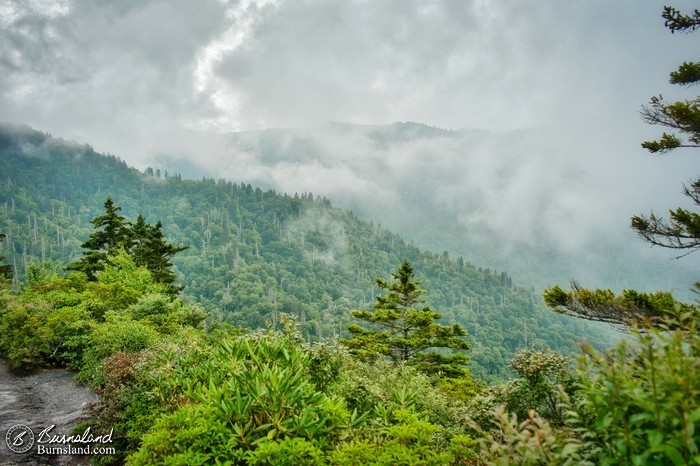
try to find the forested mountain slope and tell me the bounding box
[0,123,613,380]
[149,121,699,295]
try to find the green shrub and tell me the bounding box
[128,334,351,465]
[97,249,158,294]
[466,348,575,430]
[78,312,160,387]
[470,407,590,465]
[127,403,245,465]
[125,292,207,332]
[246,437,325,465]
[0,299,53,370]
[571,309,700,465]
[85,329,212,465]
[44,305,94,367]
[330,409,468,465]
[508,348,575,424]
[329,356,465,435]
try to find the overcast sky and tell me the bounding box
[2,0,698,151]
[2,0,700,286]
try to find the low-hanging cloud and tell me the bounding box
[145,121,700,294]
[179,124,602,245]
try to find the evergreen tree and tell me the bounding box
[546,5,700,326]
[543,280,693,326]
[67,198,132,279]
[132,215,188,294]
[0,234,12,280]
[344,260,471,378]
[67,200,186,293]
[632,5,700,255]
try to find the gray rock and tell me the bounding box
[0,361,98,465]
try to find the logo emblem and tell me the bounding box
[5,424,34,454]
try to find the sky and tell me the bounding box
[2,0,698,148]
[2,0,700,288]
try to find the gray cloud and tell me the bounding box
[142,121,699,294]
[214,0,566,129]
[0,0,229,158]
[2,0,698,143]
[1,0,699,290]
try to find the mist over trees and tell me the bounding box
[147,121,700,297]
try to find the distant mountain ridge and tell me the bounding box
[142,121,699,297]
[0,123,614,380]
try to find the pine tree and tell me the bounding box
[131,215,188,294]
[67,198,132,279]
[67,199,186,293]
[543,280,693,326]
[344,260,471,378]
[545,6,700,326]
[632,5,700,255]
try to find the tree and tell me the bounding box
[344,260,471,378]
[131,215,188,294]
[632,5,700,256]
[67,198,132,279]
[0,234,12,280]
[67,200,186,294]
[545,6,700,326]
[543,280,694,327]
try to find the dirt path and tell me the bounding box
[0,361,98,465]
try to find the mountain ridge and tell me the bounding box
[1,123,615,380]
[139,121,699,296]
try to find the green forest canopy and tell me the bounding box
[0,123,614,380]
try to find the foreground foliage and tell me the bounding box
[571,308,700,465]
[1,253,698,464]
